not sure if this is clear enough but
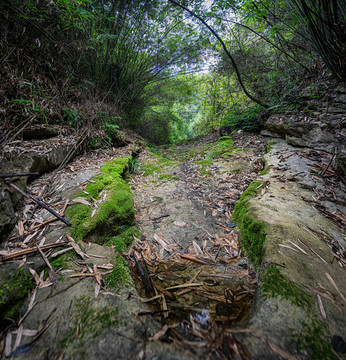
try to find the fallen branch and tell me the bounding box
[0,172,39,179]
[321,152,336,177]
[0,242,69,263]
[180,253,208,264]
[4,181,71,226]
[131,251,152,296]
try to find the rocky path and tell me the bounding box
[130,133,267,358]
[1,131,345,359]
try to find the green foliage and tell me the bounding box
[222,104,264,132]
[128,158,139,174]
[62,107,79,125]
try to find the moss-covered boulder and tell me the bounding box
[66,156,135,244]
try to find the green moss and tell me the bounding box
[262,265,312,310]
[62,296,119,356]
[104,255,131,288]
[292,319,336,359]
[266,141,276,153]
[196,157,213,167]
[0,268,35,328]
[218,136,232,141]
[159,174,177,180]
[141,163,162,176]
[66,156,135,243]
[260,168,268,176]
[104,226,140,252]
[209,138,234,157]
[233,182,266,267]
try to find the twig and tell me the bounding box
[36,245,58,289]
[280,152,296,162]
[0,242,69,263]
[4,181,71,226]
[297,238,327,264]
[325,272,346,303]
[0,172,39,179]
[131,251,152,296]
[321,152,336,177]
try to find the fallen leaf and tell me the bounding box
[149,323,179,341]
[174,220,188,227]
[72,197,92,206]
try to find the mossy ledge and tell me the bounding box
[0,268,35,330]
[66,156,135,244]
[232,182,266,267]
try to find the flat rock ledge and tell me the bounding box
[239,139,346,359]
[0,136,78,241]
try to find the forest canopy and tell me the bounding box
[0,0,345,145]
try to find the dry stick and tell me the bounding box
[131,251,151,296]
[325,272,346,303]
[321,152,336,176]
[36,245,58,290]
[0,242,69,262]
[30,200,69,231]
[4,181,71,226]
[0,172,39,179]
[297,238,327,264]
[280,152,296,162]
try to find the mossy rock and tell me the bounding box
[233,182,266,267]
[104,226,140,252]
[104,255,132,288]
[66,156,135,244]
[0,268,35,330]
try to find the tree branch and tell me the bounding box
[167,0,269,108]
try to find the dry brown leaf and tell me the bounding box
[11,329,38,337]
[192,241,203,255]
[17,220,24,236]
[165,283,202,291]
[72,197,92,207]
[5,331,12,357]
[29,268,41,285]
[13,324,23,353]
[91,209,97,218]
[95,283,101,298]
[317,294,326,320]
[174,220,188,227]
[153,234,171,252]
[326,272,346,303]
[149,323,179,341]
[66,234,89,259]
